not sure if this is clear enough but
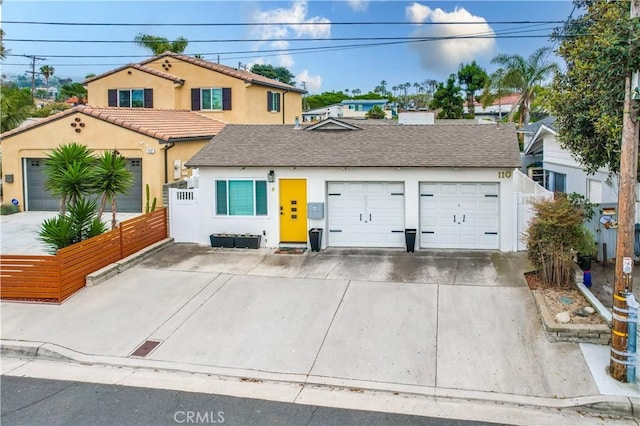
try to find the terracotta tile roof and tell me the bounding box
[471,93,521,107]
[186,121,521,168]
[140,52,306,93]
[0,106,225,142]
[83,63,185,85]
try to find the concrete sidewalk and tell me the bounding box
[2,245,639,424]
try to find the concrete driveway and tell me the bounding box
[0,244,599,399]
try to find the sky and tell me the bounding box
[1,0,577,94]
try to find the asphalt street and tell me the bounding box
[1,376,497,426]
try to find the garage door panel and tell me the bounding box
[420,182,500,250]
[328,182,404,248]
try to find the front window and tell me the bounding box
[545,171,566,193]
[201,88,223,110]
[215,180,267,216]
[118,89,144,107]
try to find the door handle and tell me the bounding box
[360,213,362,221]
[369,213,372,221]
[280,206,283,216]
[463,214,466,223]
[453,215,456,223]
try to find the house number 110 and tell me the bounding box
[498,171,512,178]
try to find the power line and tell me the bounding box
[2,20,566,27]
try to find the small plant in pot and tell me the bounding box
[574,226,597,271]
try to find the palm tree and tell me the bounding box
[40,65,55,87]
[479,68,511,120]
[352,88,361,96]
[491,47,559,126]
[92,150,134,229]
[134,33,189,55]
[0,29,9,59]
[44,143,95,215]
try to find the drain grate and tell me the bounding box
[131,340,161,357]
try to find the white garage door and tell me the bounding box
[328,182,405,247]
[420,183,500,249]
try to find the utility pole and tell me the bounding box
[610,0,640,382]
[24,54,45,101]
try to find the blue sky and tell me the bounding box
[1,0,576,93]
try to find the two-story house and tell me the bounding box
[0,52,306,212]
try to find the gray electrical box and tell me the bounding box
[307,202,325,219]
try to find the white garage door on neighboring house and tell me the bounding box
[420,182,500,250]
[327,182,405,247]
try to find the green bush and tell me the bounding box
[0,204,20,215]
[523,194,585,287]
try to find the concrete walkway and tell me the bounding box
[1,245,639,424]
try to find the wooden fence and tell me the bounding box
[0,208,167,303]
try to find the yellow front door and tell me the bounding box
[279,179,307,243]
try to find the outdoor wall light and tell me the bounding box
[268,170,275,182]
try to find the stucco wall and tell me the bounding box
[194,166,516,252]
[86,68,177,108]
[0,112,206,210]
[87,59,303,124]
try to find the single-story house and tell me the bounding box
[0,106,225,211]
[184,118,522,251]
[302,99,393,121]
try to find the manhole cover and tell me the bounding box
[131,340,161,357]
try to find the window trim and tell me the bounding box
[215,179,268,217]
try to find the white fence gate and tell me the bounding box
[513,169,553,251]
[169,188,199,243]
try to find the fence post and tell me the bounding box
[163,207,168,238]
[56,252,62,303]
[119,225,124,260]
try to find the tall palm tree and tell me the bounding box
[44,143,95,215]
[39,65,55,87]
[480,68,511,120]
[491,46,559,126]
[92,150,134,229]
[352,88,361,96]
[134,33,189,55]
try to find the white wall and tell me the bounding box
[196,167,517,251]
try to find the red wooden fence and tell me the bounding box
[0,208,167,303]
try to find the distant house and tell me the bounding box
[464,93,520,120]
[0,106,224,211]
[182,117,522,251]
[303,99,393,121]
[520,116,618,204]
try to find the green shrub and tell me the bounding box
[523,194,585,287]
[0,204,20,215]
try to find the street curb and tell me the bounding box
[86,238,174,287]
[2,339,638,419]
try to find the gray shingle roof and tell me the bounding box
[186,122,522,168]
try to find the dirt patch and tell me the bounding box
[525,272,606,326]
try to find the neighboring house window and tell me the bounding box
[215,180,267,216]
[587,179,603,203]
[545,171,566,193]
[108,89,153,108]
[267,91,281,112]
[191,88,232,111]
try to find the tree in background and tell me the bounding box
[478,68,511,120]
[39,65,55,88]
[0,29,9,59]
[134,33,188,54]
[365,105,386,119]
[0,84,33,132]
[549,0,640,175]
[429,75,464,119]
[457,61,489,118]
[491,46,559,126]
[57,83,88,104]
[250,64,296,86]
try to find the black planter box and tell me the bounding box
[210,234,235,248]
[234,235,262,249]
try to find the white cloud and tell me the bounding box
[347,0,369,12]
[252,0,331,40]
[405,4,496,74]
[296,69,322,93]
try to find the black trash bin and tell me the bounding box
[309,228,323,252]
[404,228,417,253]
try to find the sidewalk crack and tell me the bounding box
[305,406,319,426]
